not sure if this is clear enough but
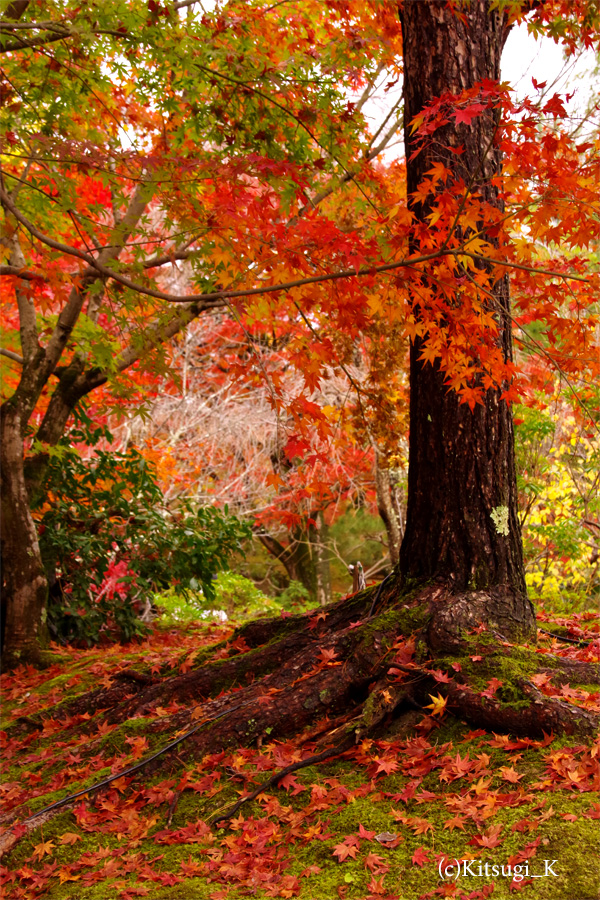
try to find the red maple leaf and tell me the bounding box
[454,102,486,125]
[411,846,430,867]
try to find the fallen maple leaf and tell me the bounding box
[469,823,504,848]
[374,756,399,777]
[424,693,447,717]
[430,669,451,683]
[411,846,430,867]
[500,765,524,783]
[58,832,81,845]
[300,864,322,877]
[482,677,504,698]
[307,611,328,630]
[333,839,359,862]
[364,852,389,873]
[32,839,55,861]
[126,735,149,759]
[443,815,466,831]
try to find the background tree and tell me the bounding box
[0,0,404,665]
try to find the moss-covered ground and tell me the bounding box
[1,612,598,900]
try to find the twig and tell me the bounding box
[368,569,397,618]
[538,627,592,647]
[210,734,355,827]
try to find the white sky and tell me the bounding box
[502,22,598,121]
[363,21,599,163]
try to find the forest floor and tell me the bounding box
[1,604,599,900]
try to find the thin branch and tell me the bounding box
[193,62,383,217]
[210,735,354,826]
[0,347,23,364]
[0,264,48,281]
[464,252,589,283]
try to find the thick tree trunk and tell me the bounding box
[398,1,535,642]
[0,402,49,668]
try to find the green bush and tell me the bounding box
[34,419,250,644]
[277,579,312,612]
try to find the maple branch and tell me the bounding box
[142,236,198,269]
[193,62,383,217]
[0,347,23,364]
[43,181,153,371]
[354,62,385,118]
[366,94,403,156]
[1,178,589,351]
[463,253,589,283]
[0,264,48,281]
[0,18,135,52]
[7,234,39,362]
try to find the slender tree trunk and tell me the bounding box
[1,402,49,668]
[399,2,535,639]
[314,511,332,607]
[374,452,402,567]
[258,516,331,605]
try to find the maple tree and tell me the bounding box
[1,0,407,664]
[1,6,600,884]
[123,309,404,603]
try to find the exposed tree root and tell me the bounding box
[442,678,598,738]
[37,588,375,731]
[2,582,598,862]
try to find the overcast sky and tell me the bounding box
[363,21,599,163]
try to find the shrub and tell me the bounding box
[34,420,250,643]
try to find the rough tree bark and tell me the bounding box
[398,0,536,648]
[0,403,49,668]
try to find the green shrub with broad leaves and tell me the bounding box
[33,419,250,644]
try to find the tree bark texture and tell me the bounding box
[0,402,49,667]
[398,2,534,640]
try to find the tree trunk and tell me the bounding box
[0,402,49,668]
[398,1,535,643]
[258,516,331,605]
[374,452,402,567]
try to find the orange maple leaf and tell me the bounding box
[32,839,55,861]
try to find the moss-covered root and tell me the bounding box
[431,645,600,738]
[442,677,599,738]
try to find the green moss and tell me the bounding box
[434,646,547,709]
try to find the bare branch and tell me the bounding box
[0,347,23,364]
[0,264,48,281]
